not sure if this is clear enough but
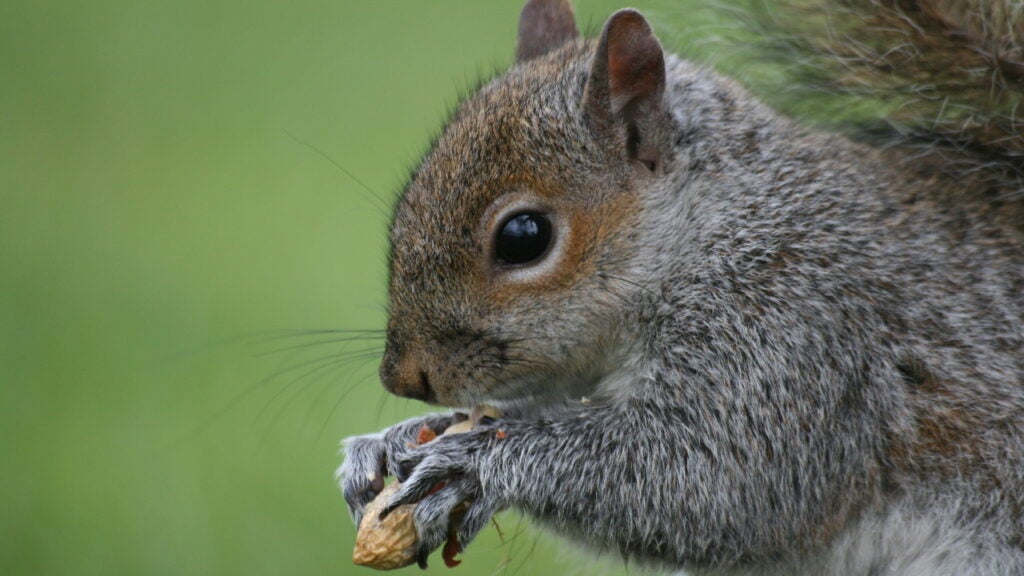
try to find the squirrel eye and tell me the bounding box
[494,211,552,266]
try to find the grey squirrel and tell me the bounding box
[338,0,1024,573]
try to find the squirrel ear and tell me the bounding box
[584,9,667,170]
[516,0,578,63]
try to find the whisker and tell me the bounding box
[242,327,385,347]
[305,352,380,425]
[285,130,393,218]
[253,335,384,357]
[596,272,657,297]
[373,389,391,428]
[316,365,383,441]
[253,349,382,426]
[257,351,382,446]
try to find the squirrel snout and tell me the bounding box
[379,351,436,403]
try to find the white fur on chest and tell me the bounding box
[691,501,1024,576]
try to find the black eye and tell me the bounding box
[495,212,552,266]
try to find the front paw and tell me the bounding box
[337,433,387,526]
[337,413,456,526]
[383,428,507,568]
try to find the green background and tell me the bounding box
[1,1,759,574]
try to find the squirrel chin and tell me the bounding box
[477,394,599,421]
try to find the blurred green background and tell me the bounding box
[0,1,750,574]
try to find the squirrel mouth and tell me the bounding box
[469,405,502,425]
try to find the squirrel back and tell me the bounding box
[743,0,1024,201]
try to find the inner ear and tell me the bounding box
[584,9,667,169]
[516,0,578,63]
[626,124,658,172]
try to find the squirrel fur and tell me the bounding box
[338,1,1024,574]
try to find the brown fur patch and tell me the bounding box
[889,362,987,478]
[486,183,641,306]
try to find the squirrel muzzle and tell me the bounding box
[379,348,435,403]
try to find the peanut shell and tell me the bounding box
[352,482,417,569]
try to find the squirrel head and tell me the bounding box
[381,0,675,408]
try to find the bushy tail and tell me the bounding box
[746,0,1024,194]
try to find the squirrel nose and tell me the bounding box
[380,351,435,402]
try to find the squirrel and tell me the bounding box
[338,0,1024,574]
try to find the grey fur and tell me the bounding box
[339,2,1024,573]
[337,413,454,526]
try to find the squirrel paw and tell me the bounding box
[338,413,456,526]
[382,428,505,568]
